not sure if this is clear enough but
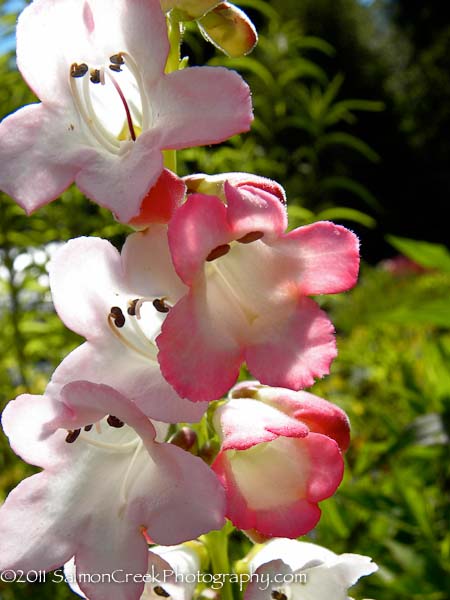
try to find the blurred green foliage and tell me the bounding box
[1,1,449,600]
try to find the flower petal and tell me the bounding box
[121,225,187,302]
[157,288,243,402]
[245,297,337,390]
[16,0,169,104]
[128,170,186,227]
[254,387,351,452]
[213,399,308,451]
[0,473,79,573]
[49,236,124,340]
[212,443,322,538]
[280,221,360,295]
[75,132,164,222]
[0,104,88,213]
[151,66,252,149]
[168,194,232,284]
[224,181,288,240]
[48,341,207,423]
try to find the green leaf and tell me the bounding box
[317,132,381,162]
[321,176,381,210]
[387,236,450,273]
[278,59,328,87]
[316,206,376,228]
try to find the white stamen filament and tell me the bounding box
[121,52,150,130]
[69,73,121,154]
[120,439,144,507]
[107,315,155,360]
[79,434,140,453]
[82,73,121,150]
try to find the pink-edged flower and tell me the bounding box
[246,538,378,600]
[47,225,208,423]
[157,174,360,402]
[0,381,224,600]
[65,543,200,600]
[0,0,252,223]
[210,392,346,538]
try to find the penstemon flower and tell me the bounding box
[0,0,252,222]
[157,174,360,402]
[245,538,378,600]
[211,393,347,538]
[47,224,208,423]
[0,381,224,600]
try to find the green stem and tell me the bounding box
[201,522,235,600]
[162,12,184,174]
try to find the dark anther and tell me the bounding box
[107,415,125,428]
[110,53,125,65]
[90,69,101,84]
[153,299,170,313]
[237,231,264,244]
[271,592,287,600]
[127,299,140,316]
[110,306,125,328]
[65,429,81,443]
[84,424,93,432]
[153,586,170,598]
[109,64,122,73]
[70,63,89,78]
[206,244,231,262]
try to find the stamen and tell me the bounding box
[110,53,125,66]
[79,435,140,453]
[120,51,150,130]
[107,415,125,428]
[271,592,287,600]
[70,63,88,78]
[90,68,101,84]
[69,67,121,154]
[120,440,143,506]
[153,298,170,313]
[65,429,81,443]
[110,306,125,328]
[206,244,231,262]
[154,586,170,597]
[237,231,264,244]
[84,424,93,432]
[107,311,155,360]
[109,64,123,73]
[127,298,140,316]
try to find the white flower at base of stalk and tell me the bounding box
[244,538,378,600]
